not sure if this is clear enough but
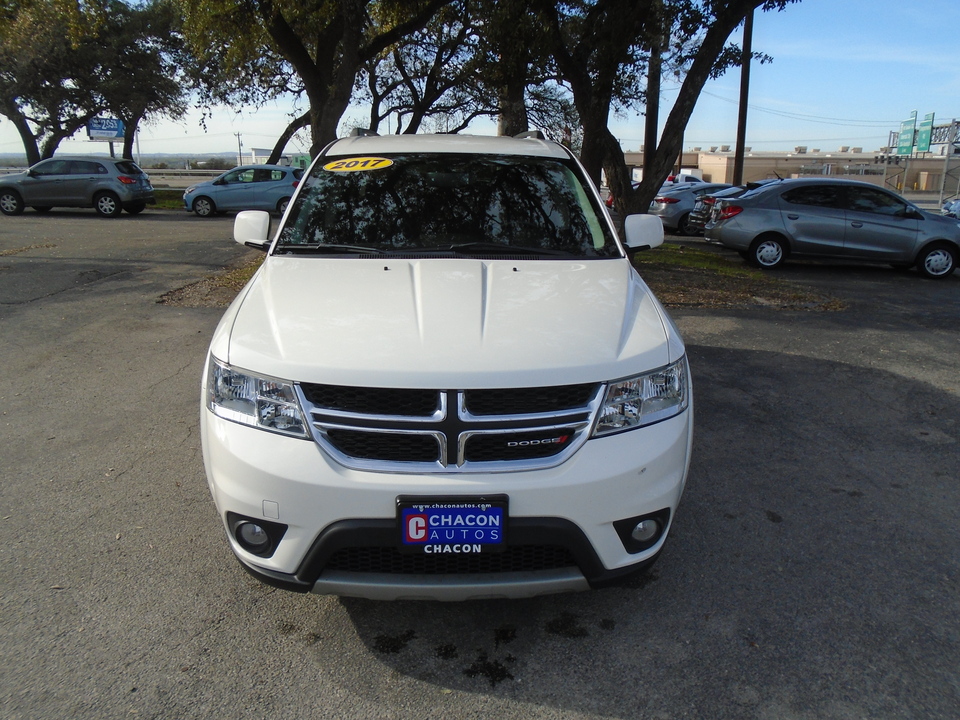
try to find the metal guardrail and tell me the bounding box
[0,166,221,188]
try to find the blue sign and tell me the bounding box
[87,117,125,141]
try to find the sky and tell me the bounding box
[1,0,958,160]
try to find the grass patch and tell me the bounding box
[632,242,844,310]
[153,188,184,210]
[633,243,760,277]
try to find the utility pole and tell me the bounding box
[732,9,753,186]
[235,133,243,166]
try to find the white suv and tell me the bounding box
[201,133,693,601]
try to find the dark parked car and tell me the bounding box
[705,178,960,278]
[650,182,731,235]
[183,164,303,217]
[0,156,154,217]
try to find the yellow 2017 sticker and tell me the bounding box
[322,157,393,172]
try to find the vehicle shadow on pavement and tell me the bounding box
[325,345,960,717]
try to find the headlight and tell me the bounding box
[593,357,689,436]
[206,357,308,438]
[184,186,196,194]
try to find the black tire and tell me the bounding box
[124,202,146,215]
[915,243,957,279]
[746,235,788,269]
[0,189,24,216]
[94,191,122,217]
[192,196,216,217]
[32,206,52,214]
[277,197,291,215]
[677,212,695,236]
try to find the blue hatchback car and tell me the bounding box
[183,164,303,217]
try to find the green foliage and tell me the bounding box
[0,0,189,162]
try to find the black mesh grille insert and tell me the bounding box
[325,545,577,575]
[301,384,439,417]
[464,427,580,462]
[326,429,440,462]
[464,384,599,416]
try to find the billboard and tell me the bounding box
[87,117,125,142]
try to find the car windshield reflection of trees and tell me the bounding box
[277,155,618,258]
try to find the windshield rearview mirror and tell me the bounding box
[623,214,665,253]
[234,210,271,251]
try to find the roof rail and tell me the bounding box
[349,128,380,137]
[514,130,545,140]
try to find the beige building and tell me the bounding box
[621,146,960,200]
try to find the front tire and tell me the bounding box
[916,243,957,279]
[94,191,122,217]
[0,189,24,216]
[747,235,788,269]
[192,196,215,217]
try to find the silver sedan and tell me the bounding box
[649,183,732,235]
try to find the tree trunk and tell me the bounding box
[268,112,310,164]
[497,66,529,136]
[0,100,42,165]
[122,111,144,159]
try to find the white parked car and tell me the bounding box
[201,132,693,601]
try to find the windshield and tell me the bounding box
[277,153,619,258]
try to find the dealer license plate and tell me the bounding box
[397,495,508,554]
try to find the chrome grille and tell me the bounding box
[297,382,604,473]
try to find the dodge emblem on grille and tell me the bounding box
[507,435,570,447]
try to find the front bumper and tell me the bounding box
[201,397,693,600]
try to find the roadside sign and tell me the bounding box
[917,112,935,153]
[87,117,125,142]
[897,111,917,156]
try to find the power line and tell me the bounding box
[698,89,898,127]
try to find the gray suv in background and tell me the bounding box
[0,156,155,217]
[706,178,960,278]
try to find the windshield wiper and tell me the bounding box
[275,243,388,255]
[434,242,574,257]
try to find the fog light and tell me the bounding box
[613,509,671,554]
[631,519,659,543]
[237,522,270,553]
[226,512,288,558]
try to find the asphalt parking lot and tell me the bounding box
[1,209,958,719]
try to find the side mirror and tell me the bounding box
[904,206,924,220]
[234,210,271,251]
[623,214,664,254]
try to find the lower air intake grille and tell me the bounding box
[325,545,577,575]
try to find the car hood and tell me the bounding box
[184,178,218,193]
[213,257,681,388]
[0,171,29,185]
[923,209,960,225]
